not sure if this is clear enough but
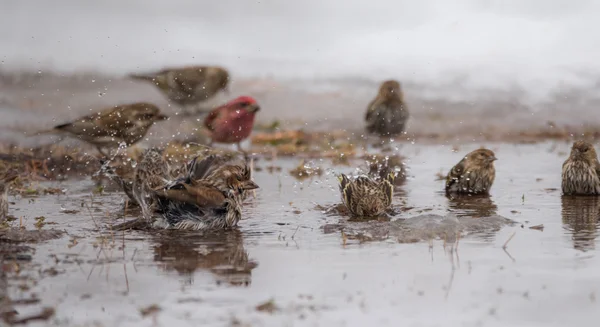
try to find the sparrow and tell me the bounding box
[204,96,260,152]
[338,172,395,218]
[129,66,229,114]
[562,141,600,195]
[152,154,259,230]
[0,172,18,222]
[37,102,168,156]
[365,80,409,137]
[445,148,497,195]
[132,148,171,219]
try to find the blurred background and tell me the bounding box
[1,0,599,144]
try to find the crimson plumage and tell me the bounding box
[203,96,260,152]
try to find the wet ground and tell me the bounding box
[2,141,600,326]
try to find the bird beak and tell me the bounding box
[489,156,498,162]
[156,114,169,121]
[247,103,260,113]
[242,180,259,190]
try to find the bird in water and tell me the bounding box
[338,172,395,218]
[129,66,229,115]
[36,102,168,157]
[0,172,18,223]
[152,154,259,230]
[203,96,260,153]
[445,148,497,195]
[365,80,409,137]
[132,148,171,219]
[562,141,600,195]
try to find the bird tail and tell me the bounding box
[128,73,156,82]
[29,128,59,137]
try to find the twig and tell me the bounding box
[502,231,516,249]
[291,225,300,240]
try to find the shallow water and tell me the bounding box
[2,141,600,326]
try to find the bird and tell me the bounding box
[129,66,229,114]
[445,148,497,195]
[132,148,171,220]
[365,80,409,137]
[338,172,395,218]
[36,102,168,156]
[0,172,18,223]
[152,154,259,230]
[203,96,260,153]
[561,141,600,195]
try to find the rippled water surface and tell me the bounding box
[2,142,600,326]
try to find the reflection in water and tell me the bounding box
[151,230,257,287]
[446,194,498,218]
[561,196,600,251]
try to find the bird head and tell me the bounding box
[570,141,598,163]
[378,80,403,100]
[227,96,260,114]
[467,148,497,167]
[212,164,259,195]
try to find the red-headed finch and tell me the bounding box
[0,172,18,222]
[562,141,600,195]
[129,66,229,114]
[203,96,260,152]
[153,154,259,230]
[338,173,395,218]
[365,80,409,137]
[37,102,168,156]
[446,149,497,195]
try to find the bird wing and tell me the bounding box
[365,98,380,122]
[171,67,207,91]
[203,105,228,131]
[187,155,227,181]
[157,182,226,208]
[446,159,466,191]
[54,106,135,138]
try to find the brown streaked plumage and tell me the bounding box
[446,148,497,195]
[153,154,259,230]
[0,172,18,222]
[562,141,600,195]
[338,172,395,217]
[37,102,168,156]
[129,66,229,113]
[365,80,409,137]
[132,148,171,220]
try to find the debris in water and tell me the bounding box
[256,299,279,314]
[139,304,161,317]
[529,224,544,231]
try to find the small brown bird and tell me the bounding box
[445,149,497,195]
[153,154,259,230]
[365,80,409,137]
[129,66,229,114]
[0,172,18,222]
[204,96,260,152]
[562,141,600,195]
[338,173,395,217]
[132,148,171,219]
[38,103,168,156]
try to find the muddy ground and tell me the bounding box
[0,73,599,326]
